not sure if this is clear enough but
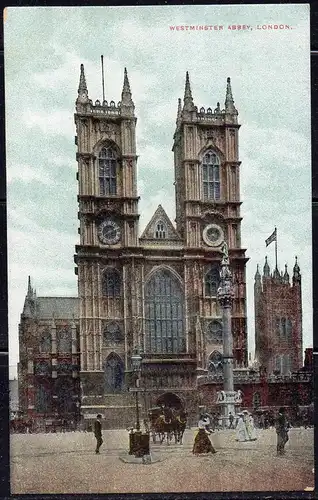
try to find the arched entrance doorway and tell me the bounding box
[156,392,183,410]
[104,353,124,393]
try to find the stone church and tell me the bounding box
[17,65,307,429]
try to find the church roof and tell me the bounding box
[140,205,181,242]
[35,297,79,320]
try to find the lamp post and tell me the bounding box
[216,241,242,427]
[131,346,142,431]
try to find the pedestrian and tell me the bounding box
[236,413,248,442]
[246,413,257,441]
[228,412,234,429]
[275,407,289,456]
[94,414,103,454]
[192,414,217,455]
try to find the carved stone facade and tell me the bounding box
[73,67,248,424]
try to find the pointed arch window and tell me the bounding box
[205,266,219,297]
[202,150,220,201]
[98,145,117,196]
[154,220,166,239]
[57,328,72,353]
[145,268,185,354]
[39,329,51,353]
[102,268,121,297]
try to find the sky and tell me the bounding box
[4,5,311,379]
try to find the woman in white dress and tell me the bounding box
[246,414,257,441]
[236,413,248,442]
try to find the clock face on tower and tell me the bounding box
[98,219,121,245]
[202,224,224,247]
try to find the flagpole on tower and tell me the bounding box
[275,227,278,270]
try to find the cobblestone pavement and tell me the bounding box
[11,427,314,494]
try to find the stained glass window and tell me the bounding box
[39,329,51,353]
[102,268,121,297]
[155,220,166,239]
[205,266,219,297]
[202,150,220,201]
[144,269,185,353]
[99,145,117,196]
[57,328,72,353]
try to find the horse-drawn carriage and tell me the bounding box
[147,406,188,445]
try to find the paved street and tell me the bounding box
[11,428,314,494]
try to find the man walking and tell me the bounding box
[228,412,234,429]
[275,407,289,456]
[94,414,103,454]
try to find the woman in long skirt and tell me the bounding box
[192,415,217,455]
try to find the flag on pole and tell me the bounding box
[265,228,277,247]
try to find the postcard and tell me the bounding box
[4,4,313,495]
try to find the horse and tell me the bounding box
[173,409,188,444]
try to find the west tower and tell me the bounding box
[172,74,249,374]
[74,65,140,421]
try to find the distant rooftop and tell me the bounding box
[36,297,79,319]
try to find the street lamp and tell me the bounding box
[131,346,142,431]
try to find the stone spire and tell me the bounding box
[27,275,32,298]
[254,264,261,282]
[293,256,301,285]
[183,71,195,112]
[121,67,133,103]
[263,256,270,277]
[76,64,89,106]
[176,97,182,123]
[78,64,88,94]
[225,77,237,114]
[283,264,290,284]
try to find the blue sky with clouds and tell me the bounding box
[4,5,311,378]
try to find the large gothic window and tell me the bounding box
[145,269,185,353]
[99,145,117,196]
[102,268,121,297]
[35,383,51,413]
[205,266,219,297]
[39,329,51,353]
[57,328,72,353]
[154,220,166,239]
[104,353,124,393]
[202,150,220,201]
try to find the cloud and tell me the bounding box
[7,162,53,185]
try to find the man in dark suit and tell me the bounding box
[94,414,103,454]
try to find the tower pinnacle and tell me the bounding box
[263,256,270,277]
[176,98,182,124]
[27,275,32,297]
[183,71,195,111]
[78,64,88,95]
[121,67,134,107]
[225,77,237,114]
[255,264,261,281]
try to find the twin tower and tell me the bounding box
[74,63,249,418]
